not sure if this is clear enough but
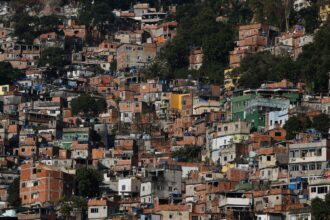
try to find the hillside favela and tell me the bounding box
[0,0,330,219]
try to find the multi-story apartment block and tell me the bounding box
[116,43,157,70]
[289,139,330,178]
[209,121,250,163]
[20,163,74,207]
[140,165,182,204]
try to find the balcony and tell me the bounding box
[245,97,290,112]
[219,197,251,208]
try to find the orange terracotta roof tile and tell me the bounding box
[88,198,108,206]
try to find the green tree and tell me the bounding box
[144,58,170,79]
[248,0,289,31]
[295,20,330,93]
[110,60,117,72]
[235,19,329,93]
[14,13,62,44]
[172,145,201,162]
[78,1,116,43]
[13,13,40,44]
[236,52,296,89]
[311,193,330,220]
[75,167,103,198]
[58,196,87,218]
[158,0,235,83]
[283,115,312,139]
[289,2,320,33]
[312,113,330,138]
[71,94,107,116]
[160,37,189,74]
[0,62,22,84]
[38,15,61,34]
[9,0,42,13]
[39,47,68,69]
[38,47,69,78]
[7,178,21,208]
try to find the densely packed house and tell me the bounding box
[0,0,329,220]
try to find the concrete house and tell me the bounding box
[289,139,330,178]
[140,165,182,204]
[116,43,157,70]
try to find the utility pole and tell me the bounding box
[328,72,330,96]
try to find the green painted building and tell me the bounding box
[61,127,91,149]
[231,94,256,122]
[231,90,300,131]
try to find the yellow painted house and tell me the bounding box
[222,163,235,173]
[170,93,189,110]
[0,85,11,96]
[224,68,240,90]
[320,1,330,22]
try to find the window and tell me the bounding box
[121,185,126,191]
[169,214,173,219]
[224,156,227,161]
[275,132,282,137]
[317,163,322,170]
[32,168,36,174]
[142,186,145,191]
[22,183,26,188]
[309,164,315,170]
[268,170,272,176]
[290,165,299,171]
[169,186,172,191]
[267,156,271,161]
[311,187,316,193]
[31,192,39,199]
[290,151,294,158]
[318,186,328,194]
[91,208,99,213]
